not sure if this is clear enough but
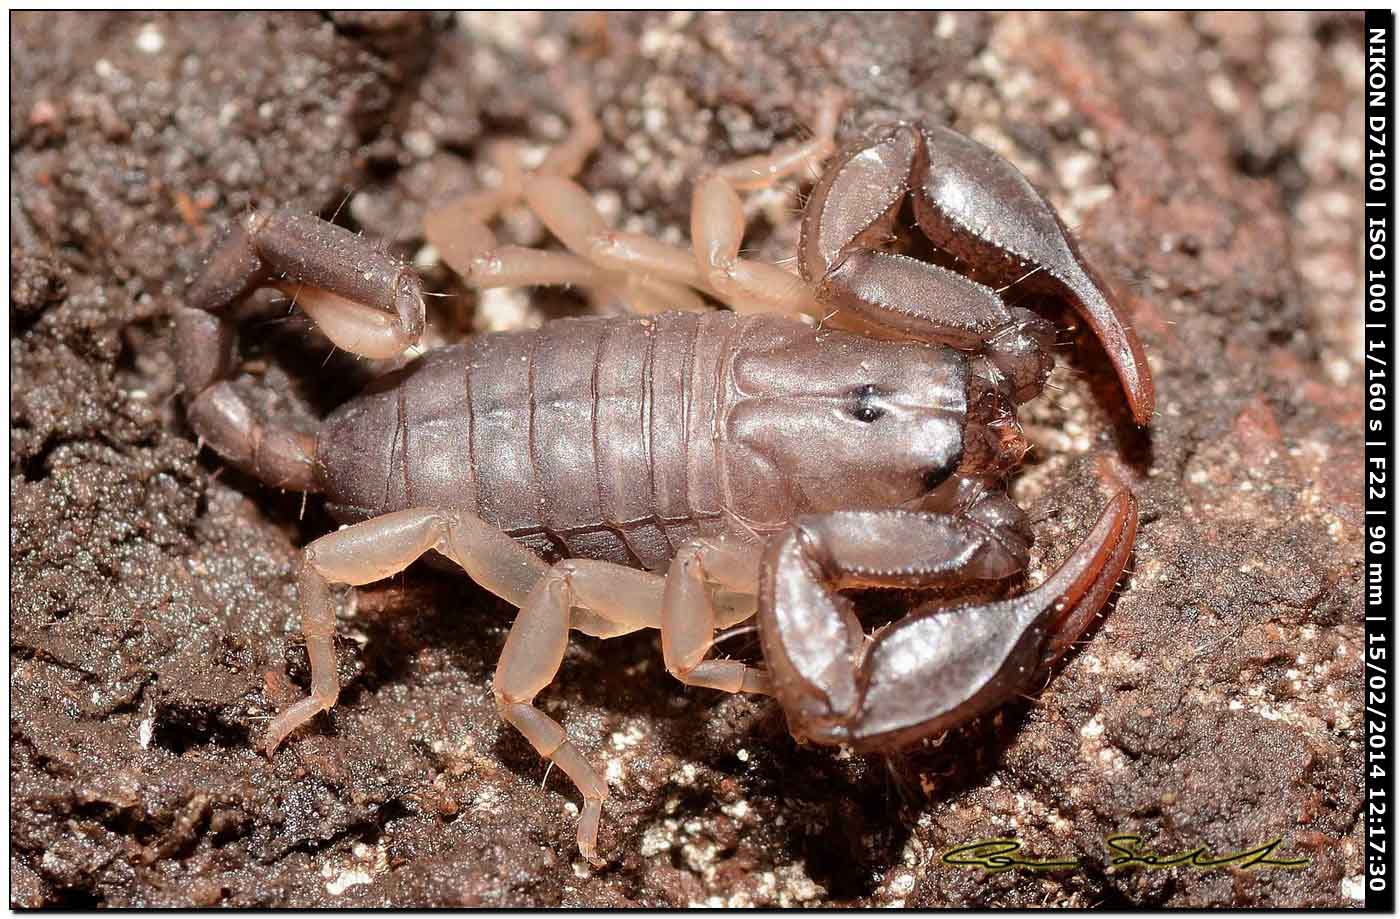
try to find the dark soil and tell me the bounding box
[11,11,1364,907]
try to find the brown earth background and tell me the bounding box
[10,11,1366,907]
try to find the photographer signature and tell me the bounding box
[941,835,1310,876]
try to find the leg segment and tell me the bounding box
[533,89,843,315]
[422,140,528,279]
[660,540,770,694]
[757,490,1135,750]
[423,77,601,272]
[422,88,632,305]
[423,88,710,316]
[492,537,778,855]
[430,87,846,319]
[685,89,845,316]
[493,559,664,862]
[706,88,845,191]
[492,542,779,858]
[269,506,768,862]
[265,508,659,860]
[262,507,551,754]
[689,174,819,316]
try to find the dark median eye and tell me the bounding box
[849,384,886,423]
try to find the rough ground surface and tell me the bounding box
[11,11,1364,907]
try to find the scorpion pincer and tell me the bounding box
[175,89,1151,862]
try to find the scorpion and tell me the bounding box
[174,90,1152,862]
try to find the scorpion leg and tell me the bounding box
[660,539,770,694]
[266,503,748,861]
[469,171,714,313]
[496,537,784,851]
[521,175,713,293]
[423,84,600,282]
[262,507,552,755]
[531,88,845,314]
[494,538,775,855]
[423,139,557,284]
[516,168,816,314]
[706,88,846,191]
[425,86,706,315]
[758,491,1136,750]
[685,89,845,315]
[494,540,786,855]
[493,558,669,862]
[474,89,845,315]
[688,174,818,316]
[268,509,634,858]
[439,86,846,318]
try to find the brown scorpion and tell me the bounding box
[175,91,1152,861]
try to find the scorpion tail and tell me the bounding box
[175,209,426,493]
[173,303,323,493]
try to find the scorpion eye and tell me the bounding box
[848,384,886,423]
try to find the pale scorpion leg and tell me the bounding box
[496,536,776,857]
[705,89,845,192]
[687,88,846,316]
[266,502,773,861]
[660,539,771,694]
[424,140,612,291]
[493,558,669,862]
[461,90,845,316]
[495,537,776,857]
[423,87,707,315]
[261,507,550,755]
[757,492,1137,750]
[497,534,791,856]
[497,537,783,856]
[422,86,609,287]
[526,90,846,315]
[264,507,671,861]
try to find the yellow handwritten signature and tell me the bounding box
[941,835,1310,875]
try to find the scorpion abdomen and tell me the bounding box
[318,312,748,570]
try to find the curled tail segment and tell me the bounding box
[173,302,322,492]
[175,210,427,492]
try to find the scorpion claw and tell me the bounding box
[912,126,1154,425]
[760,491,1137,751]
[855,490,1136,749]
[798,122,1154,425]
